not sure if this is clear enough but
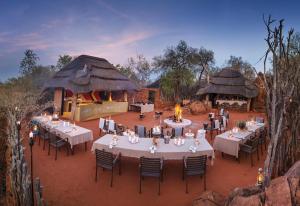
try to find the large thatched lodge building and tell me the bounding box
[197,68,258,111]
[45,55,139,121]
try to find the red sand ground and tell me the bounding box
[24,111,266,206]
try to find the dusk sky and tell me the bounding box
[1,0,300,81]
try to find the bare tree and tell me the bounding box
[257,16,300,185]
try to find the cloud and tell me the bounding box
[96,0,131,20]
[61,29,157,65]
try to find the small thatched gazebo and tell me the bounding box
[45,55,140,121]
[197,68,258,111]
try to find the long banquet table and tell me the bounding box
[33,116,93,149]
[92,134,215,163]
[213,122,265,158]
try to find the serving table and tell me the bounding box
[33,116,93,149]
[163,118,192,128]
[92,134,214,163]
[130,103,154,113]
[213,122,264,158]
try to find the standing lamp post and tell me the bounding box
[29,131,35,205]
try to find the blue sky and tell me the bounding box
[0,0,300,81]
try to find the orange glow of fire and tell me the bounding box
[175,103,182,121]
[108,92,112,102]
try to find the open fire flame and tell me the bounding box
[174,103,182,122]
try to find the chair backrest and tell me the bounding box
[220,108,224,116]
[95,149,113,167]
[162,127,172,136]
[214,119,220,129]
[99,118,106,129]
[256,117,264,123]
[140,157,162,175]
[185,155,207,173]
[172,127,183,137]
[197,129,206,139]
[108,120,116,132]
[203,123,208,130]
[135,125,147,138]
[222,116,227,128]
[49,132,58,143]
[250,137,259,148]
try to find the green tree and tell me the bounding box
[191,47,215,82]
[153,40,196,100]
[127,54,151,85]
[115,64,140,83]
[56,54,72,71]
[19,49,39,75]
[226,55,255,80]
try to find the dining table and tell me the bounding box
[92,134,215,164]
[33,115,93,150]
[213,122,265,158]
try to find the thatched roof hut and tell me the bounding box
[45,55,139,93]
[197,68,258,98]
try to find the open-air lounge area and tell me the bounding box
[0,1,300,206]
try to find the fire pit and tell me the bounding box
[163,104,192,128]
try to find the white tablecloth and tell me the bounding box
[163,118,192,128]
[213,123,264,158]
[33,116,93,148]
[92,134,214,162]
[131,103,154,113]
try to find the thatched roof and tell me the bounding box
[197,68,258,98]
[45,55,140,93]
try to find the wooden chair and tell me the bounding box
[183,155,207,193]
[107,120,116,134]
[239,136,260,167]
[172,127,184,138]
[258,127,267,154]
[149,127,163,138]
[139,157,163,195]
[39,126,49,150]
[48,132,69,160]
[99,118,107,134]
[255,117,264,123]
[134,125,147,138]
[95,149,121,187]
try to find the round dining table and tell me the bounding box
[163,118,192,128]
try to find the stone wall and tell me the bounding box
[193,161,300,206]
[128,88,167,109]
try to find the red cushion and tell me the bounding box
[91,91,101,101]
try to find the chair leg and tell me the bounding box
[250,153,253,167]
[119,155,122,175]
[95,165,98,182]
[55,147,58,160]
[38,137,41,145]
[43,139,46,150]
[48,143,50,155]
[257,149,259,160]
[182,160,185,180]
[260,144,263,155]
[139,175,142,194]
[204,174,206,191]
[186,176,188,194]
[85,142,87,152]
[110,169,113,187]
[158,177,160,195]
